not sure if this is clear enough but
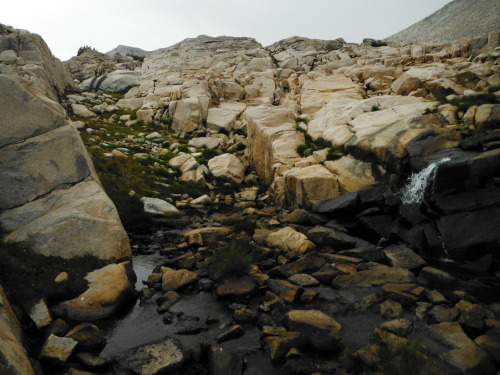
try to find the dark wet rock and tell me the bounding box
[39,334,77,367]
[261,291,286,311]
[269,253,325,278]
[157,291,181,313]
[381,318,413,336]
[307,226,358,249]
[426,289,447,304]
[382,283,423,304]
[175,323,205,335]
[283,208,312,224]
[437,206,500,260]
[321,253,364,265]
[216,324,245,343]
[456,300,487,330]
[65,323,106,353]
[216,276,257,298]
[267,279,302,303]
[419,267,456,288]
[313,192,359,214]
[312,269,344,285]
[74,352,109,371]
[337,246,383,262]
[140,288,156,303]
[380,300,402,319]
[264,331,306,364]
[475,329,500,365]
[45,318,70,339]
[233,308,258,324]
[288,273,319,287]
[208,346,243,375]
[332,266,414,288]
[430,305,460,323]
[286,310,342,352]
[114,337,184,375]
[382,244,426,270]
[427,322,495,374]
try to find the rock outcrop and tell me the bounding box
[387,0,500,45]
[0,23,131,261]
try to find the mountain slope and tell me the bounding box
[105,45,152,57]
[386,0,500,45]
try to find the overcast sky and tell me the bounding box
[3,0,451,61]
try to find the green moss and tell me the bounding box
[222,215,257,235]
[376,339,440,375]
[207,239,260,280]
[371,105,380,112]
[296,117,309,125]
[296,143,309,157]
[487,85,500,94]
[0,237,108,309]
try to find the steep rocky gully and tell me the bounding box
[1,23,500,375]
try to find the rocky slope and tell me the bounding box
[105,44,152,58]
[387,0,500,45]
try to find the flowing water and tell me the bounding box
[400,158,451,204]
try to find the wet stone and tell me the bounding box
[380,300,403,319]
[429,305,460,323]
[381,318,413,337]
[288,273,320,287]
[216,275,257,298]
[216,324,245,343]
[267,279,302,303]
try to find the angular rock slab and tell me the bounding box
[383,244,426,270]
[0,70,66,149]
[51,262,135,321]
[161,268,198,292]
[266,226,316,256]
[427,322,495,374]
[39,334,78,367]
[216,276,257,298]
[0,125,94,210]
[208,153,245,184]
[114,337,185,375]
[286,309,342,351]
[332,266,415,288]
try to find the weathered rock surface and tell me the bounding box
[0,286,35,375]
[51,262,135,320]
[39,334,78,367]
[79,70,140,93]
[286,310,342,351]
[114,337,185,375]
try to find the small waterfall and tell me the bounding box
[401,158,451,204]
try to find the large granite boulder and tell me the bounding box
[79,70,140,93]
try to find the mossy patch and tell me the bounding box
[207,239,261,280]
[0,236,107,309]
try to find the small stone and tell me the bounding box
[54,272,69,283]
[29,299,52,329]
[380,300,402,319]
[265,331,307,363]
[39,334,77,367]
[426,289,447,304]
[381,318,413,336]
[65,323,106,353]
[288,273,320,287]
[430,305,460,323]
[286,310,342,351]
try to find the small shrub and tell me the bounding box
[295,116,309,125]
[327,147,343,161]
[296,143,309,157]
[178,145,189,153]
[77,46,96,56]
[376,339,438,375]
[371,105,380,112]
[449,93,499,113]
[0,239,107,309]
[126,53,145,62]
[487,85,500,94]
[218,128,229,136]
[130,109,138,120]
[207,239,258,280]
[222,215,257,235]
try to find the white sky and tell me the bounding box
[3,0,451,61]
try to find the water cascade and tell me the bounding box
[400,158,451,204]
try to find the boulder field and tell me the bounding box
[1,19,500,375]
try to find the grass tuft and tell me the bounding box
[207,239,260,280]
